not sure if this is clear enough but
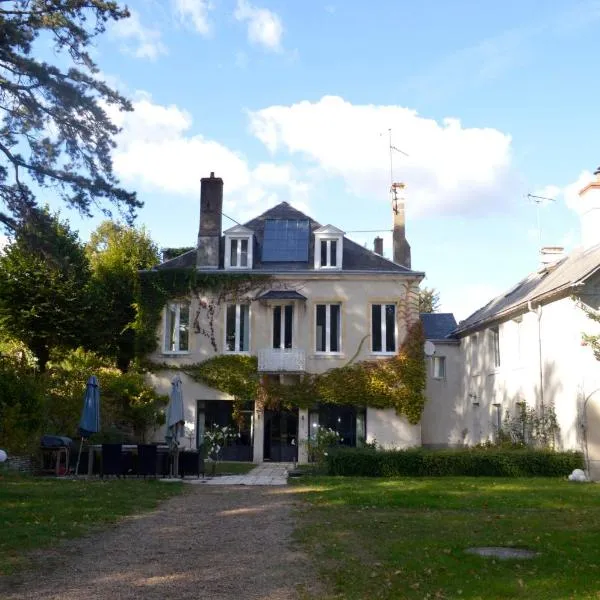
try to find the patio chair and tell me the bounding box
[101,443,123,478]
[178,450,205,479]
[137,444,158,478]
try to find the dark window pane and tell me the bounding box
[385,304,396,352]
[320,240,327,266]
[372,304,382,352]
[179,304,189,351]
[240,239,248,267]
[230,238,238,267]
[240,305,249,351]
[330,240,337,266]
[330,304,340,352]
[273,306,281,348]
[226,305,236,351]
[284,305,293,348]
[316,304,326,351]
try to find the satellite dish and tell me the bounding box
[424,341,436,357]
[0,449,7,463]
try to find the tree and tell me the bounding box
[0,1,141,232]
[86,221,160,371]
[0,208,92,370]
[418,287,441,313]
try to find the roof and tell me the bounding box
[420,313,458,340]
[155,201,424,276]
[257,290,307,300]
[455,243,600,335]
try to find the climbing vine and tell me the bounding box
[133,268,272,358]
[177,320,427,424]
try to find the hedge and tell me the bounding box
[325,447,584,477]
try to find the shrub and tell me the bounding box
[325,447,584,477]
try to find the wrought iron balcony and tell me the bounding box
[258,348,306,373]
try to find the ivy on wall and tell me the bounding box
[133,268,272,358]
[138,268,427,423]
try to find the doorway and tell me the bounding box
[263,408,298,462]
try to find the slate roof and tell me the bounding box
[156,201,423,276]
[257,290,307,300]
[455,243,600,335]
[420,313,458,341]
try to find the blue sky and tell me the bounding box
[29,0,600,319]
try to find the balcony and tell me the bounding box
[258,348,306,373]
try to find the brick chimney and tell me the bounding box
[392,185,411,268]
[374,236,384,255]
[197,172,223,268]
[579,166,600,249]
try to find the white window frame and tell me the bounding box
[315,303,342,354]
[370,303,397,354]
[163,301,190,354]
[224,304,250,354]
[225,234,253,269]
[271,304,295,349]
[432,356,446,379]
[314,225,344,270]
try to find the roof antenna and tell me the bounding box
[381,129,409,214]
[527,193,556,249]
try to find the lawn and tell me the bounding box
[210,461,256,475]
[292,476,600,600]
[0,473,184,576]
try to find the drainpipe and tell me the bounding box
[528,300,544,423]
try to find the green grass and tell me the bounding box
[292,476,600,600]
[0,473,184,576]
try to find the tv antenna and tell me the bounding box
[381,128,409,187]
[527,193,556,248]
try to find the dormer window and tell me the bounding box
[314,225,344,270]
[224,225,254,269]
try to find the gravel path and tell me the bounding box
[0,485,317,600]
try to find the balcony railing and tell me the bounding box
[258,348,306,373]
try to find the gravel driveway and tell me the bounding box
[0,485,317,600]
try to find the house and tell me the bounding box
[146,173,425,463]
[423,166,600,477]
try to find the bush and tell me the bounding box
[325,447,584,477]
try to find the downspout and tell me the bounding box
[528,300,545,422]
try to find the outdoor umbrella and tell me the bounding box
[165,374,185,475]
[75,375,101,476]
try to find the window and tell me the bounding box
[273,305,294,349]
[314,225,344,269]
[371,303,396,353]
[433,356,446,379]
[316,303,341,353]
[164,302,189,352]
[229,238,249,268]
[490,326,501,368]
[319,239,338,267]
[224,226,254,269]
[225,304,250,352]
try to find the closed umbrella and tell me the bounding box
[75,375,101,476]
[165,374,185,476]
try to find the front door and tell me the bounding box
[263,409,298,462]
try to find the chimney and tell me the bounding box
[540,246,565,268]
[374,236,384,255]
[579,166,600,249]
[197,172,223,268]
[392,184,411,268]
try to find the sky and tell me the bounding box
[10,0,600,321]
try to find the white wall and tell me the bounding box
[366,408,421,448]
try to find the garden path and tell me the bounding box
[0,484,317,600]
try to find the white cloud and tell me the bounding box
[248,95,516,218]
[173,0,213,36]
[234,0,283,52]
[447,283,505,323]
[110,10,167,60]
[106,94,310,221]
[563,170,594,213]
